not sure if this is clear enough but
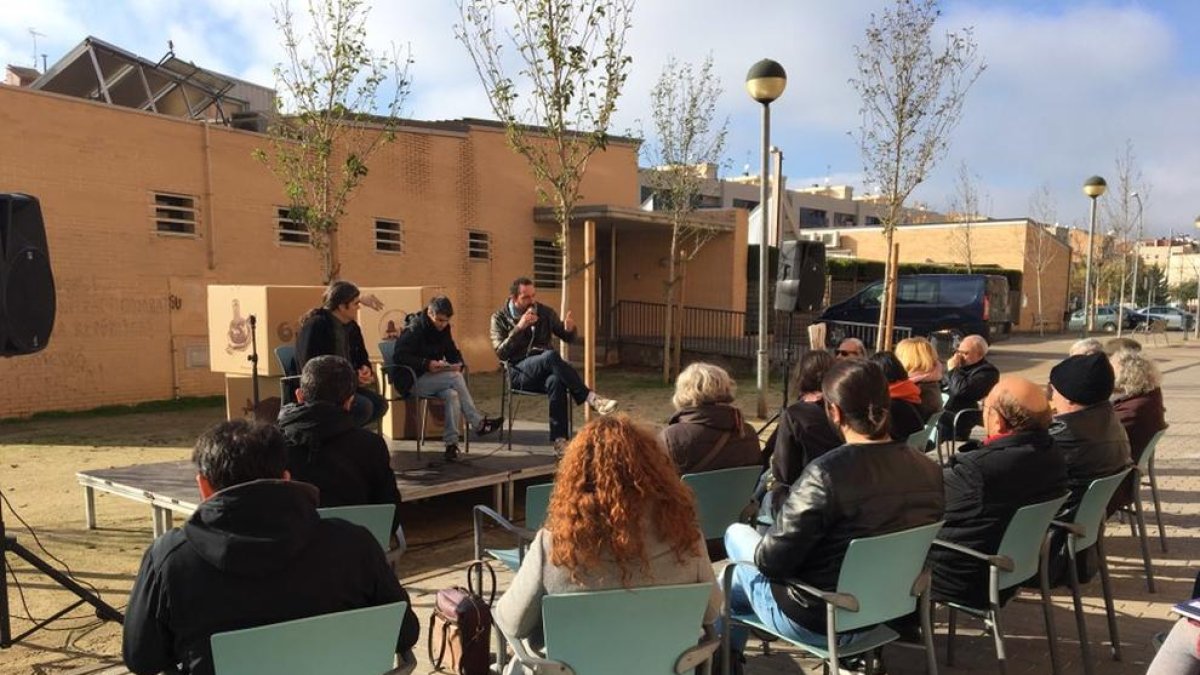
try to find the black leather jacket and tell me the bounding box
[489,302,576,364]
[755,440,945,631]
[1049,401,1132,517]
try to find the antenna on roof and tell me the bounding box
[28,28,45,70]
[825,164,831,187]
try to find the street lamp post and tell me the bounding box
[1194,216,1200,340]
[1081,176,1107,335]
[746,58,787,419]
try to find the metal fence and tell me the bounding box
[821,320,913,353]
[611,301,818,362]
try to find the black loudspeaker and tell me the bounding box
[774,240,826,312]
[1,194,56,356]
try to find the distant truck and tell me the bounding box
[819,274,1012,347]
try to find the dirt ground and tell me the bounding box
[0,334,1185,673]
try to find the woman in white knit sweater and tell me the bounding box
[494,415,721,664]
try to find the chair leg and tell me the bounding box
[1067,542,1095,675]
[920,590,938,675]
[1131,496,1156,593]
[416,399,428,460]
[1096,533,1122,661]
[946,605,957,667]
[989,606,1008,675]
[1039,539,1062,675]
[1148,468,1167,553]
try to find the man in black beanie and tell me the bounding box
[1044,352,1131,585]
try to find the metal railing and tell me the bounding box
[821,320,913,353]
[611,301,817,361]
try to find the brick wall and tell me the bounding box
[0,85,673,416]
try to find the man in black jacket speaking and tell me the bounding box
[393,296,502,461]
[122,419,418,675]
[490,277,617,450]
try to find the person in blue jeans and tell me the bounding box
[489,277,617,452]
[722,359,944,672]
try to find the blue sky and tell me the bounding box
[2,0,1198,236]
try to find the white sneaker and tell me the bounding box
[589,395,618,415]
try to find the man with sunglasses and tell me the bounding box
[938,334,999,443]
[929,375,1067,609]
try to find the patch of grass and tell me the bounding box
[1,396,224,425]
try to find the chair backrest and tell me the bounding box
[1069,469,1133,551]
[1138,430,1166,473]
[681,466,763,539]
[210,601,407,675]
[274,345,298,377]
[378,340,395,365]
[995,494,1070,591]
[317,504,395,551]
[833,520,943,632]
[525,483,554,531]
[541,583,712,675]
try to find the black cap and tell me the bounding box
[1050,353,1114,406]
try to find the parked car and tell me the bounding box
[819,274,1012,347]
[1136,306,1196,331]
[1067,306,1142,333]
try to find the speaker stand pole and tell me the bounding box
[0,503,123,648]
[248,315,260,412]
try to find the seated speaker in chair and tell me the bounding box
[392,295,503,462]
[123,419,418,675]
[295,280,388,427]
[490,277,618,452]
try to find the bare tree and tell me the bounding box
[457,0,633,317]
[1102,140,1149,334]
[643,55,728,382]
[850,0,984,350]
[256,0,411,283]
[1026,183,1060,335]
[947,160,989,273]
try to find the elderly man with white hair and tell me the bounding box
[938,334,1000,442]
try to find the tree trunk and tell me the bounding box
[673,258,688,378]
[663,226,681,383]
[559,208,571,360]
[1036,267,1045,337]
[876,228,896,351]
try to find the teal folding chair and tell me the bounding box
[682,466,763,541]
[933,493,1069,674]
[910,410,944,457]
[473,482,553,571]
[722,520,944,674]
[1114,430,1163,592]
[318,504,396,551]
[274,344,300,405]
[500,583,719,675]
[1051,469,1132,675]
[210,601,412,675]
[1139,429,1168,553]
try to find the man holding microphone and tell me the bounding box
[490,277,618,452]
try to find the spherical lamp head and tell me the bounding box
[745,59,787,104]
[1082,175,1107,199]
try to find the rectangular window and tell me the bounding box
[533,238,562,288]
[277,207,311,246]
[153,192,198,235]
[467,230,491,260]
[732,198,759,211]
[374,219,404,253]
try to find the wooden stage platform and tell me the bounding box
[76,421,559,536]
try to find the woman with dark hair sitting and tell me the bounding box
[721,360,944,669]
[869,351,927,441]
[764,350,841,516]
[494,415,721,670]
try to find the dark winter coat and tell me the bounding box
[659,403,762,475]
[939,358,1000,441]
[930,429,1068,608]
[295,308,371,371]
[392,311,464,376]
[755,441,944,632]
[278,400,403,533]
[768,397,842,509]
[122,480,418,675]
[1110,388,1168,509]
[489,301,577,364]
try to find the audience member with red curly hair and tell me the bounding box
[494,415,721,660]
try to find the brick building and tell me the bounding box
[0,80,747,417]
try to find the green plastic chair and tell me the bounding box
[274,344,300,405]
[500,583,718,675]
[1134,429,1168,553]
[910,410,944,456]
[1114,429,1166,593]
[682,466,763,540]
[722,520,944,674]
[1052,469,1132,675]
[317,504,396,551]
[210,601,411,675]
[933,493,1069,674]
[473,482,553,571]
